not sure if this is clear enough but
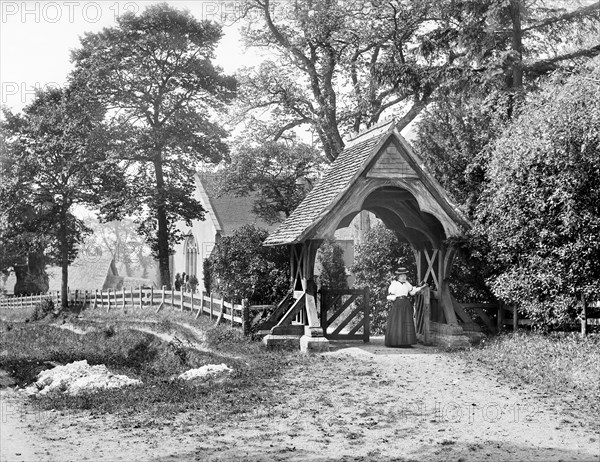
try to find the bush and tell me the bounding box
[209,224,289,304]
[475,66,600,327]
[316,239,348,290]
[31,298,54,321]
[350,224,416,334]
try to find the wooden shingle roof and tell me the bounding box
[264,120,469,246]
[264,121,396,246]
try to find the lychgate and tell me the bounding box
[262,120,484,351]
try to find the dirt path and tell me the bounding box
[1,338,599,462]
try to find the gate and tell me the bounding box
[320,288,370,342]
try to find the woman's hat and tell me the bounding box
[395,267,408,275]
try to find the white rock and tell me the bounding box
[178,363,232,380]
[24,360,142,396]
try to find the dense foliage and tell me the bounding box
[316,239,348,290]
[70,3,236,288]
[221,141,324,223]
[475,65,600,326]
[1,86,121,303]
[350,224,416,333]
[207,225,289,304]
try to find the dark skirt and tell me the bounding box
[385,297,417,347]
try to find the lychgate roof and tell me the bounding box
[264,120,469,247]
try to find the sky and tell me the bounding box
[0,0,258,114]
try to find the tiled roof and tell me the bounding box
[197,173,280,235]
[47,252,117,292]
[264,120,395,246]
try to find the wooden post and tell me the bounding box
[106,289,111,312]
[170,287,174,310]
[195,291,203,320]
[150,286,154,308]
[497,302,504,332]
[156,286,165,313]
[130,287,134,311]
[231,300,235,327]
[139,286,143,309]
[242,299,249,335]
[581,294,587,337]
[512,305,518,331]
[210,293,214,320]
[363,287,370,343]
[191,290,194,315]
[423,286,431,344]
[121,287,126,310]
[180,289,184,311]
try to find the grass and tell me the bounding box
[459,330,600,425]
[0,305,306,425]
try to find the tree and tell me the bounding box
[208,224,289,304]
[350,224,416,333]
[70,3,236,288]
[474,64,600,327]
[238,0,599,161]
[0,86,120,307]
[316,239,348,290]
[221,140,324,223]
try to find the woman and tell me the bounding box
[385,267,427,347]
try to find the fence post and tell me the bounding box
[210,293,213,320]
[512,305,518,331]
[242,299,250,336]
[191,290,194,315]
[581,294,587,337]
[180,289,184,311]
[195,290,203,320]
[497,302,504,332]
[106,289,111,312]
[231,300,235,327]
[170,287,174,310]
[364,287,370,343]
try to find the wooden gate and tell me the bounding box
[320,288,370,342]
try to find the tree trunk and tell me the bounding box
[13,251,48,295]
[509,0,524,91]
[60,217,69,310]
[154,158,172,289]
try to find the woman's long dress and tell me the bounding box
[385,297,417,347]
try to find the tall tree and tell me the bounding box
[221,140,324,223]
[474,63,600,326]
[70,3,236,288]
[0,86,120,307]
[237,0,599,161]
[414,0,599,211]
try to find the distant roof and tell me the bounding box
[196,172,280,235]
[264,120,469,246]
[47,252,117,292]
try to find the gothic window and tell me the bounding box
[184,234,198,277]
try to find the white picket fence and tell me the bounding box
[0,287,272,335]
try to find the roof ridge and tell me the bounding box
[345,118,396,146]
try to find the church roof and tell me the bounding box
[196,173,279,235]
[264,120,469,246]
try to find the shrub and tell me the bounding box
[475,66,600,327]
[316,239,348,290]
[31,298,55,321]
[209,224,289,304]
[350,224,416,334]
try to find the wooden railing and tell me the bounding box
[0,288,273,336]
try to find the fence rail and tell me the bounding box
[0,287,263,335]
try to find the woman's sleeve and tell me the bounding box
[408,283,418,296]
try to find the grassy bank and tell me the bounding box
[0,308,302,423]
[460,331,600,425]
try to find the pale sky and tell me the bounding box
[0,0,257,114]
